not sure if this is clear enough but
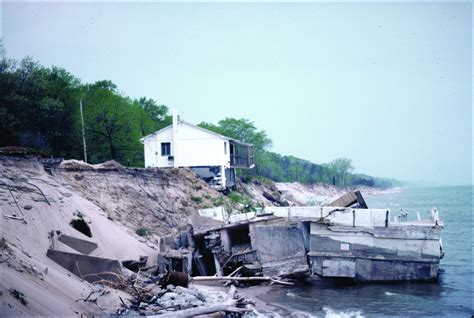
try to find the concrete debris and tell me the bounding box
[158,218,302,285]
[113,271,256,317]
[57,234,98,255]
[46,249,122,283]
[185,192,445,282]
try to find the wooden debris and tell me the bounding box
[190,275,294,286]
[148,300,250,318]
[329,190,368,209]
[3,215,25,221]
[5,184,24,216]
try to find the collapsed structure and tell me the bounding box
[158,191,444,282]
[0,154,445,316]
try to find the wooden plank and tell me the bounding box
[329,191,358,207]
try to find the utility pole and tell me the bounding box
[79,98,88,163]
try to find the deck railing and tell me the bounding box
[230,142,255,168]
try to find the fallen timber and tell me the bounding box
[159,191,444,283]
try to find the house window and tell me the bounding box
[161,142,171,156]
[224,142,227,154]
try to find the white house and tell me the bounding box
[140,112,255,188]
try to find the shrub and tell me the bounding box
[213,196,225,206]
[228,192,243,205]
[191,196,203,204]
[227,191,257,213]
[136,227,150,237]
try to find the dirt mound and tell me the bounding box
[59,159,94,170]
[59,159,125,170]
[93,160,124,170]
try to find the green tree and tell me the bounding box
[199,118,272,152]
[0,53,82,156]
[82,82,142,165]
[328,158,354,185]
[138,97,171,131]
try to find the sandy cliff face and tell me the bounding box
[55,162,225,241]
[0,157,225,316]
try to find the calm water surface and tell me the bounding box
[262,186,473,317]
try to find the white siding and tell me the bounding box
[143,127,174,168]
[142,122,231,169]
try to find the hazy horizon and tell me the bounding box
[2,2,472,186]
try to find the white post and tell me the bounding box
[220,165,226,188]
[172,109,178,168]
[79,98,87,163]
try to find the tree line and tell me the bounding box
[0,48,399,188]
[199,119,400,188]
[0,47,170,166]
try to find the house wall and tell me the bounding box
[174,123,230,168]
[142,123,231,169]
[143,127,174,168]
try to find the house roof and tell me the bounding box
[139,120,253,147]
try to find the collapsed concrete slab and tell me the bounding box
[46,249,122,283]
[57,234,98,255]
[249,220,309,277]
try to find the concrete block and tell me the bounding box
[57,234,98,255]
[46,249,122,283]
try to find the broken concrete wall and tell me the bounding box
[264,207,390,227]
[249,220,309,277]
[308,223,442,281]
[46,249,122,283]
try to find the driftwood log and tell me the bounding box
[190,275,294,286]
[148,299,248,318]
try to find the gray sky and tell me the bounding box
[2,2,472,185]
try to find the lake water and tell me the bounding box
[261,186,473,317]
